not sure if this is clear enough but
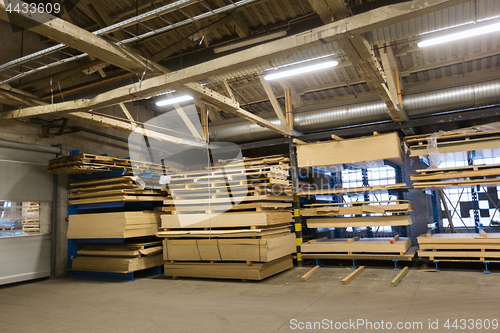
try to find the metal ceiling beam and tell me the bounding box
[0,0,470,120]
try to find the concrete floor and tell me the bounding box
[1,266,499,333]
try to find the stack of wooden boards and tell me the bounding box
[68,176,168,205]
[158,154,296,280]
[405,123,500,158]
[411,164,500,189]
[418,233,500,262]
[296,132,415,260]
[71,240,163,273]
[47,153,175,174]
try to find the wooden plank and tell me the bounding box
[306,215,413,228]
[296,132,404,168]
[391,266,409,287]
[341,266,365,285]
[301,265,320,282]
[299,183,408,196]
[302,237,411,254]
[301,247,417,261]
[163,255,293,280]
[259,76,289,130]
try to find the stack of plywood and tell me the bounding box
[68,176,168,205]
[158,155,295,280]
[22,219,40,234]
[405,123,500,158]
[296,133,415,260]
[68,211,161,239]
[47,153,177,174]
[411,164,500,189]
[418,233,500,262]
[71,240,163,273]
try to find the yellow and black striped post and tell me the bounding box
[289,137,303,267]
[293,195,303,266]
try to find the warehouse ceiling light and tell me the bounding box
[418,21,500,48]
[156,95,193,106]
[264,60,338,81]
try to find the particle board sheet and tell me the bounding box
[70,254,163,273]
[296,132,404,168]
[157,225,291,238]
[301,202,413,216]
[417,233,500,260]
[77,241,163,258]
[301,247,417,261]
[298,183,409,196]
[163,195,293,206]
[67,211,161,239]
[161,211,292,229]
[301,237,411,254]
[163,233,296,262]
[163,255,293,280]
[306,215,414,228]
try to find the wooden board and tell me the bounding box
[301,247,417,261]
[341,266,365,285]
[407,135,500,157]
[157,225,291,238]
[306,215,413,228]
[302,237,411,254]
[302,203,412,216]
[298,183,408,196]
[161,211,292,229]
[70,254,163,273]
[391,267,409,287]
[417,233,500,244]
[67,211,161,239]
[163,195,293,205]
[163,255,293,280]
[69,195,166,205]
[163,233,296,262]
[296,132,404,168]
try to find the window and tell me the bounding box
[0,201,43,237]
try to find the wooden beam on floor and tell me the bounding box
[341,266,365,285]
[301,265,320,282]
[391,266,409,287]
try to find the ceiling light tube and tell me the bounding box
[156,95,193,106]
[264,60,339,81]
[418,21,500,48]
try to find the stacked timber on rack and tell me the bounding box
[405,122,500,158]
[296,132,416,260]
[47,153,175,174]
[406,125,500,263]
[158,154,296,280]
[71,240,163,273]
[411,164,500,189]
[68,175,167,205]
[418,234,500,262]
[48,153,167,277]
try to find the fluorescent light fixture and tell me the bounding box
[418,21,500,48]
[264,60,339,81]
[214,31,287,54]
[156,95,193,107]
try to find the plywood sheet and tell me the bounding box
[306,215,413,228]
[296,132,404,168]
[301,237,411,254]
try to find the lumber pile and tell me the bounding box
[68,175,168,205]
[47,153,177,174]
[297,133,414,259]
[159,154,295,280]
[410,164,500,189]
[68,211,161,239]
[71,240,163,273]
[405,122,500,158]
[417,233,500,261]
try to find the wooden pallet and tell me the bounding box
[163,255,293,280]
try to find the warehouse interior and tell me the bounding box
[2,0,500,331]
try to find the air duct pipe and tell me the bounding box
[209,79,500,143]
